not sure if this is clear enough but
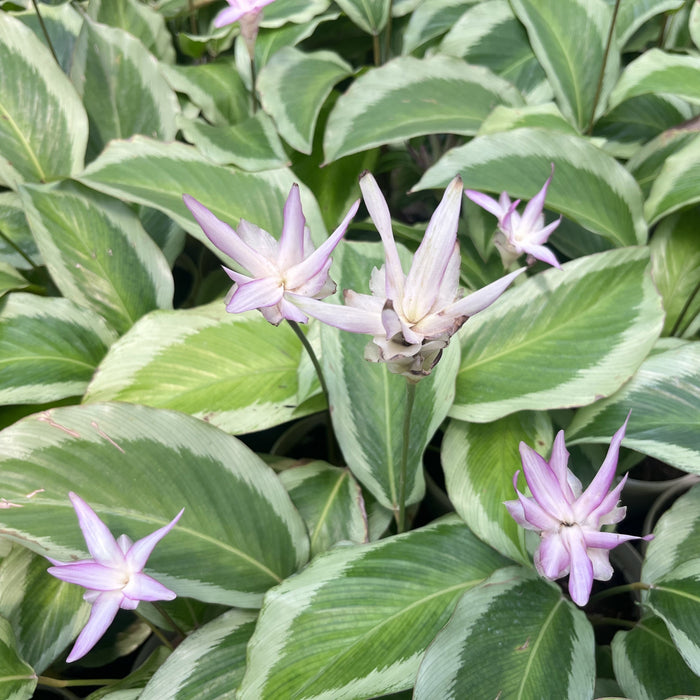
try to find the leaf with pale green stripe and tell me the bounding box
[20,182,173,334]
[415,128,647,247]
[612,615,700,700]
[70,18,179,158]
[402,0,477,54]
[84,305,315,435]
[261,0,331,27]
[76,138,329,254]
[320,241,460,510]
[510,0,618,129]
[0,547,88,673]
[323,55,522,163]
[88,648,170,699]
[451,248,663,422]
[611,0,685,47]
[258,47,352,154]
[0,403,309,607]
[177,113,288,171]
[0,264,27,298]
[609,50,700,110]
[568,340,700,473]
[335,0,390,34]
[279,461,368,556]
[0,293,117,405]
[0,617,36,700]
[238,516,511,700]
[413,567,595,699]
[641,484,700,675]
[141,610,256,700]
[478,103,577,136]
[0,192,39,271]
[442,413,553,564]
[644,135,700,224]
[0,12,87,188]
[439,0,550,103]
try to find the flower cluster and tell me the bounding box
[505,417,652,606]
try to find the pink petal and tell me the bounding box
[277,185,306,268]
[226,277,284,314]
[518,443,572,521]
[66,591,122,662]
[68,493,124,568]
[536,533,571,580]
[562,525,594,606]
[236,219,278,260]
[213,5,246,26]
[528,216,562,246]
[587,547,614,581]
[464,190,506,218]
[290,295,385,334]
[443,267,525,318]
[549,431,579,502]
[582,529,645,550]
[126,509,184,572]
[522,243,561,269]
[519,170,552,233]
[48,561,127,591]
[123,572,177,602]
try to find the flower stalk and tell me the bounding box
[396,378,417,533]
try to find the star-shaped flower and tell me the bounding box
[214,0,276,28]
[465,165,562,269]
[184,185,359,325]
[505,417,652,606]
[48,493,183,662]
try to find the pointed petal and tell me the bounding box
[68,493,124,568]
[213,5,246,26]
[226,277,284,314]
[518,444,572,521]
[123,572,176,602]
[528,217,562,246]
[464,190,506,218]
[403,176,463,320]
[359,173,404,299]
[582,529,644,550]
[126,509,184,572]
[522,243,561,269]
[435,243,461,308]
[536,533,570,580]
[236,219,278,259]
[587,547,614,581]
[520,172,552,233]
[562,525,594,606]
[505,472,560,531]
[183,195,273,276]
[443,267,525,318]
[48,561,126,591]
[549,431,578,502]
[585,474,627,526]
[65,591,122,662]
[278,185,306,267]
[290,295,385,334]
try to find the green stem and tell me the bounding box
[586,0,621,135]
[250,54,259,113]
[135,609,175,650]
[588,616,637,629]
[31,0,60,66]
[287,320,338,464]
[670,277,700,337]
[383,0,393,62]
[396,379,417,533]
[152,601,187,639]
[588,581,651,605]
[372,33,381,66]
[38,676,118,688]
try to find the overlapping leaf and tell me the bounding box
[0,403,309,607]
[335,0,390,34]
[402,0,476,54]
[238,517,510,699]
[0,617,36,700]
[450,248,664,421]
[416,128,647,247]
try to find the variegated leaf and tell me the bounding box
[0,617,36,700]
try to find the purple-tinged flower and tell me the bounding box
[48,493,183,662]
[504,417,652,606]
[184,185,360,326]
[465,165,562,269]
[294,172,524,379]
[214,0,276,56]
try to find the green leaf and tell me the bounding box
[510,0,618,129]
[0,263,28,298]
[0,293,117,405]
[450,248,664,422]
[609,49,700,109]
[644,134,700,224]
[568,340,700,473]
[649,210,700,337]
[279,461,368,556]
[238,516,510,699]
[478,103,578,136]
[0,547,89,673]
[87,647,171,699]
[402,0,477,55]
[413,567,595,699]
[84,305,316,435]
[76,138,329,254]
[335,0,390,34]
[20,181,173,334]
[641,484,700,674]
[612,616,700,700]
[442,412,553,564]
[0,616,36,700]
[258,47,352,154]
[70,18,179,159]
[261,0,331,27]
[141,610,257,699]
[416,128,648,247]
[611,0,685,47]
[321,241,460,511]
[0,192,40,270]
[0,12,87,187]
[439,0,550,103]
[177,113,288,171]
[0,403,309,607]
[324,55,522,162]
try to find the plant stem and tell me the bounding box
[588,616,637,629]
[38,676,118,688]
[670,277,700,336]
[152,601,187,639]
[586,0,621,134]
[396,379,417,533]
[287,320,338,464]
[249,54,259,113]
[372,33,381,66]
[588,581,651,604]
[383,0,393,62]
[31,0,60,66]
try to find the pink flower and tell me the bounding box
[505,417,652,606]
[48,493,183,662]
[214,0,276,29]
[465,165,562,269]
